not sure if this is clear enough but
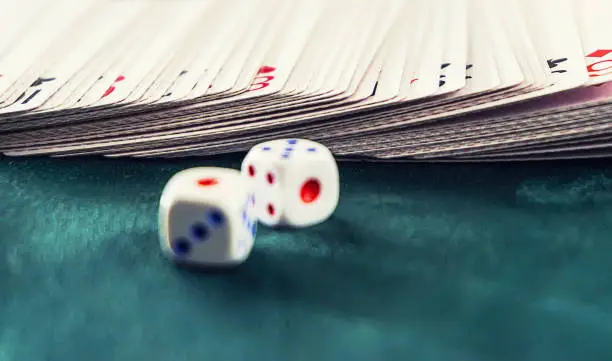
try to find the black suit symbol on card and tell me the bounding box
[465,64,473,80]
[16,77,56,104]
[75,75,104,103]
[547,58,568,73]
[370,81,379,96]
[439,63,474,86]
[162,70,188,98]
[439,63,451,86]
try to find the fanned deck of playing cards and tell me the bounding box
[0,0,609,161]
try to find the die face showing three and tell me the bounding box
[241,139,339,227]
[164,201,234,264]
[159,167,256,266]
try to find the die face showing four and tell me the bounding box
[242,158,285,226]
[241,139,340,227]
[159,167,256,266]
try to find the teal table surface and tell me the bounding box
[1,155,612,361]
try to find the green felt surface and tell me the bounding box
[1,155,612,361]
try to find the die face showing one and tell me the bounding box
[158,167,256,266]
[159,167,244,208]
[241,139,339,227]
[281,140,339,226]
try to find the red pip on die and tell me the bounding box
[241,139,340,228]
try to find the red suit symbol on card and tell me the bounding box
[257,66,276,74]
[248,66,276,92]
[586,49,612,78]
[101,75,125,99]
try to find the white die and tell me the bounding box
[241,138,339,228]
[158,167,257,266]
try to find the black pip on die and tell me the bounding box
[158,167,257,266]
[241,139,339,228]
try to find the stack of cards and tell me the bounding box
[0,0,609,161]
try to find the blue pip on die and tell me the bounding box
[158,167,257,267]
[241,138,339,228]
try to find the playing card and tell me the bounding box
[289,0,592,139]
[571,0,612,85]
[218,0,403,118]
[0,0,401,142]
[111,79,610,160]
[464,131,612,157]
[327,81,612,155]
[460,136,612,159]
[518,0,588,87]
[40,1,153,111]
[232,0,325,99]
[462,149,612,162]
[276,0,358,98]
[0,0,611,163]
[0,1,49,62]
[172,0,266,101]
[186,0,356,115]
[0,0,97,107]
[370,104,612,159]
[148,0,296,110]
[14,0,400,155]
[114,1,218,106]
[312,0,383,96]
[220,0,403,113]
[350,0,589,124]
[0,1,145,114]
[63,3,163,109]
[143,0,246,103]
[434,0,469,95]
[400,1,448,101]
[77,2,207,107]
